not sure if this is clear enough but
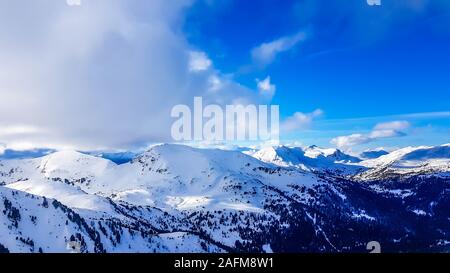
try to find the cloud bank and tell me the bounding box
[0,0,259,151]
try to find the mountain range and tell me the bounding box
[1,143,449,253]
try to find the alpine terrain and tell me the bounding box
[1,143,449,253]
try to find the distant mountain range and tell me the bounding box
[1,143,449,253]
[360,149,389,159]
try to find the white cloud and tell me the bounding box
[251,32,307,66]
[331,120,411,149]
[374,121,410,131]
[369,129,405,139]
[189,51,212,72]
[0,1,259,151]
[207,75,223,92]
[281,109,323,132]
[331,134,371,148]
[256,76,276,100]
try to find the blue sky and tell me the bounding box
[0,0,449,155]
[181,0,450,151]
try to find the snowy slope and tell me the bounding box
[0,150,116,187]
[355,144,450,181]
[0,186,223,253]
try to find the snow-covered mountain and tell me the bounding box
[0,145,332,252]
[355,144,450,181]
[1,143,450,253]
[247,144,450,180]
[248,145,363,175]
[304,145,361,163]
